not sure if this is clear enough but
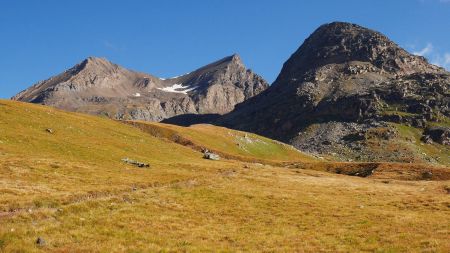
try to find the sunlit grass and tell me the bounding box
[0,100,449,252]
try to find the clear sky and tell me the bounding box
[0,0,449,98]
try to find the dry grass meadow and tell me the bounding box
[0,100,449,252]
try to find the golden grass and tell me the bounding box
[125,121,316,164]
[0,100,449,252]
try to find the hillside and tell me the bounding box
[124,121,315,164]
[217,22,450,165]
[0,100,449,252]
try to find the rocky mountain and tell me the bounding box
[13,54,268,121]
[218,22,449,164]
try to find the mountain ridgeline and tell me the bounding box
[13,54,268,121]
[217,22,449,164]
[12,22,449,164]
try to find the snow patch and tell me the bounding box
[157,84,197,94]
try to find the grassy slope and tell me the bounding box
[0,100,449,252]
[125,121,315,164]
[393,123,450,165]
[378,105,450,166]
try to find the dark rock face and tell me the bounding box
[13,54,268,122]
[218,22,449,164]
[422,127,450,145]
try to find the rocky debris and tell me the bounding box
[202,149,220,161]
[36,237,46,247]
[13,55,268,123]
[217,22,450,164]
[45,128,54,134]
[422,127,450,145]
[291,121,406,162]
[121,158,150,168]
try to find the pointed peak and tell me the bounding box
[220,53,244,67]
[83,56,113,65]
[278,22,425,76]
[71,56,117,74]
[230,53,241,61]
[224,53,242,64]
[206,53,241,65]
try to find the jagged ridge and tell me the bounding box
[13,54,269,121]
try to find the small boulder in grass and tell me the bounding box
[36,237,46,246]
[422,171,433,180]
[202,149,220,161]
[121,158,150,168]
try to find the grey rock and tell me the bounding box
[36,237,46,246]
[121,158,150,168]
[421,135,433,144]
[202,150,220,161]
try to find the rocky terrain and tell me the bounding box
[13,54,268,121]
[218,22,449,164]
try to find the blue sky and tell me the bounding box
[0,0,449,98]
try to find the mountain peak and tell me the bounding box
[14,54,268,121]
[84,56,110,63]
[69,56,118,76]
[217,53,243,66]
[229,53,241,62]
[275,22,441,84]
[218,22,449,165]
[81,56,115,68]
[225,53,245,68]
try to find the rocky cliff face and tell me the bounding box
[218,22,449,165]
[13,54,268,121]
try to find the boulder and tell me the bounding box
[36,237,46,247]
[202,150,220,161]
[121,158,150,168]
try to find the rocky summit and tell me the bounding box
[218,22,449,165]
[13,54,268,121]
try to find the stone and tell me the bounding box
[422,171,433,180]
[421,135,433,144]
[36,237,46,246]
[202,150,220,161]
[121,158,150,168]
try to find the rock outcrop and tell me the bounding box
[217,22,449,164]
[13,54,268,121]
